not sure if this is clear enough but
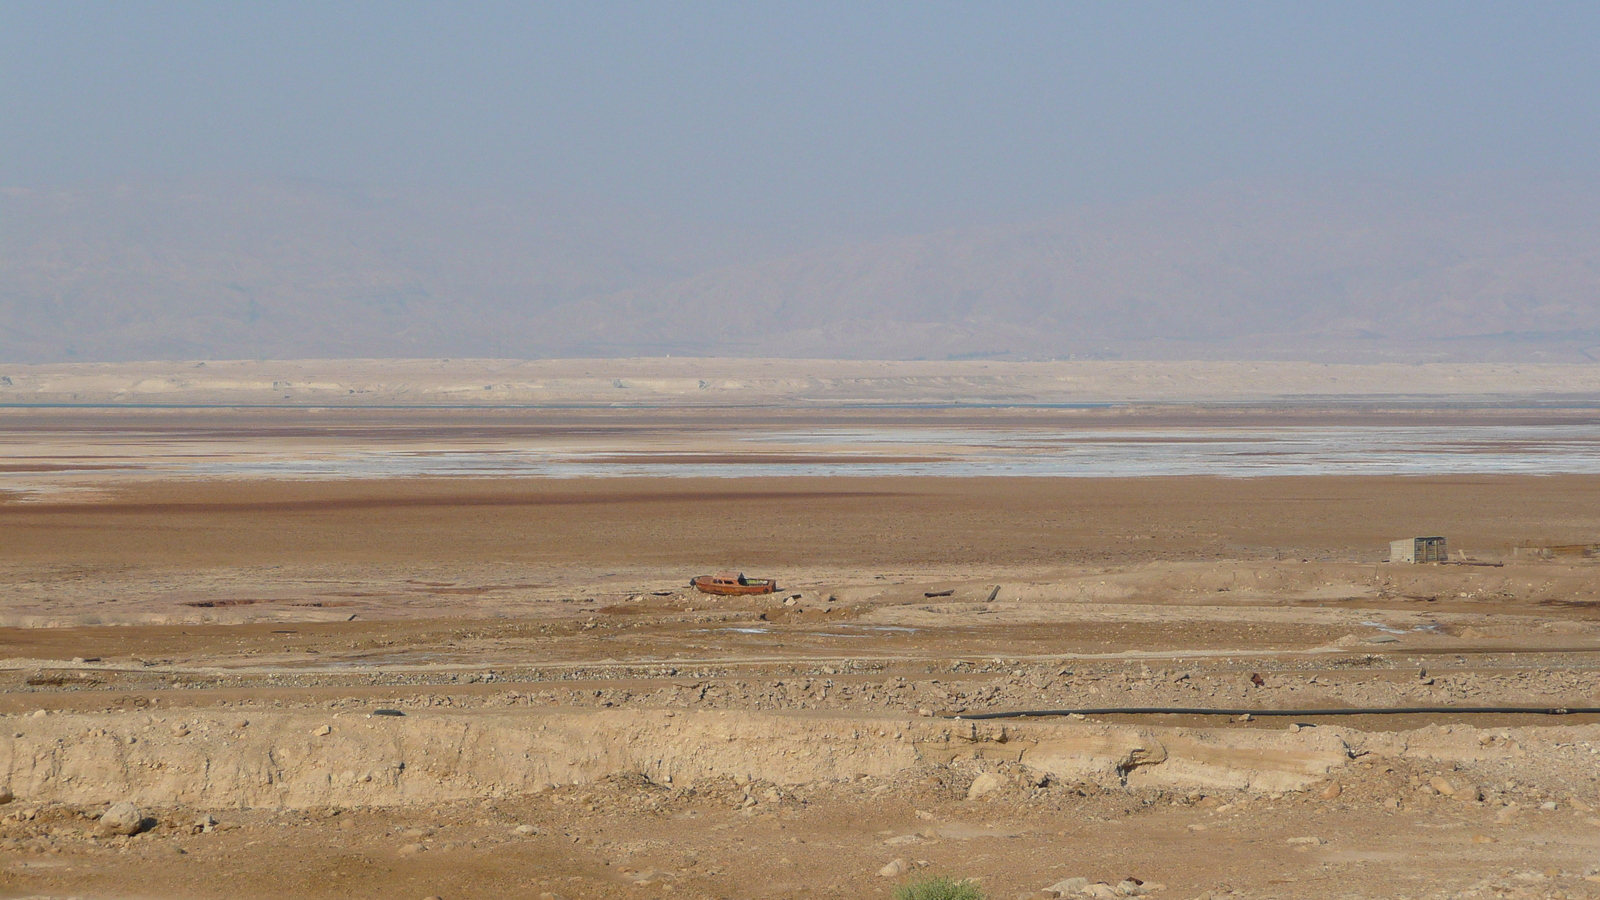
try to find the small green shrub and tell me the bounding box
[893,874,986,900]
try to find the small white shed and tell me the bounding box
[1390,536,1447,563]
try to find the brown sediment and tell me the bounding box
[1,473,1597,569]
[0,463,140,472]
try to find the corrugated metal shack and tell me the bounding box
[1390,536,1448,563]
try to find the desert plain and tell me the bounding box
[2,361,1600,900]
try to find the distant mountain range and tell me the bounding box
[3,175,1598,362]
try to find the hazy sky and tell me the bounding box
[3,2,1598,235]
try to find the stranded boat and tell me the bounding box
[690,572,779,595]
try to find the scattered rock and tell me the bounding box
[1317,782,1342,800]
[967,772,1006,800]
[398,843,426,855]
[1429,776,1457,796]
[0,786,13,805]
[514,824,537,835]
[1286,836,1324,845]
[1472,833,1496,844]
[313,725,332,736]
[99,802,146,836]
[1047,877,1090,895]
[879,858,910,877]
[1083,884,1120,900]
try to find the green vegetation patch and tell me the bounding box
[893,874,987,900]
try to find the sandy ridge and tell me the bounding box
[5,359,1600,406]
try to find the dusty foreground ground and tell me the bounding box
[4,413,1600,899]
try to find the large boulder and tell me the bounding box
[966,772,1006,799]
[99,801,146,836]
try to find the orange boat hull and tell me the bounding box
[690,575,778,595]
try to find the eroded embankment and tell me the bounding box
[2,707,1581,811]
